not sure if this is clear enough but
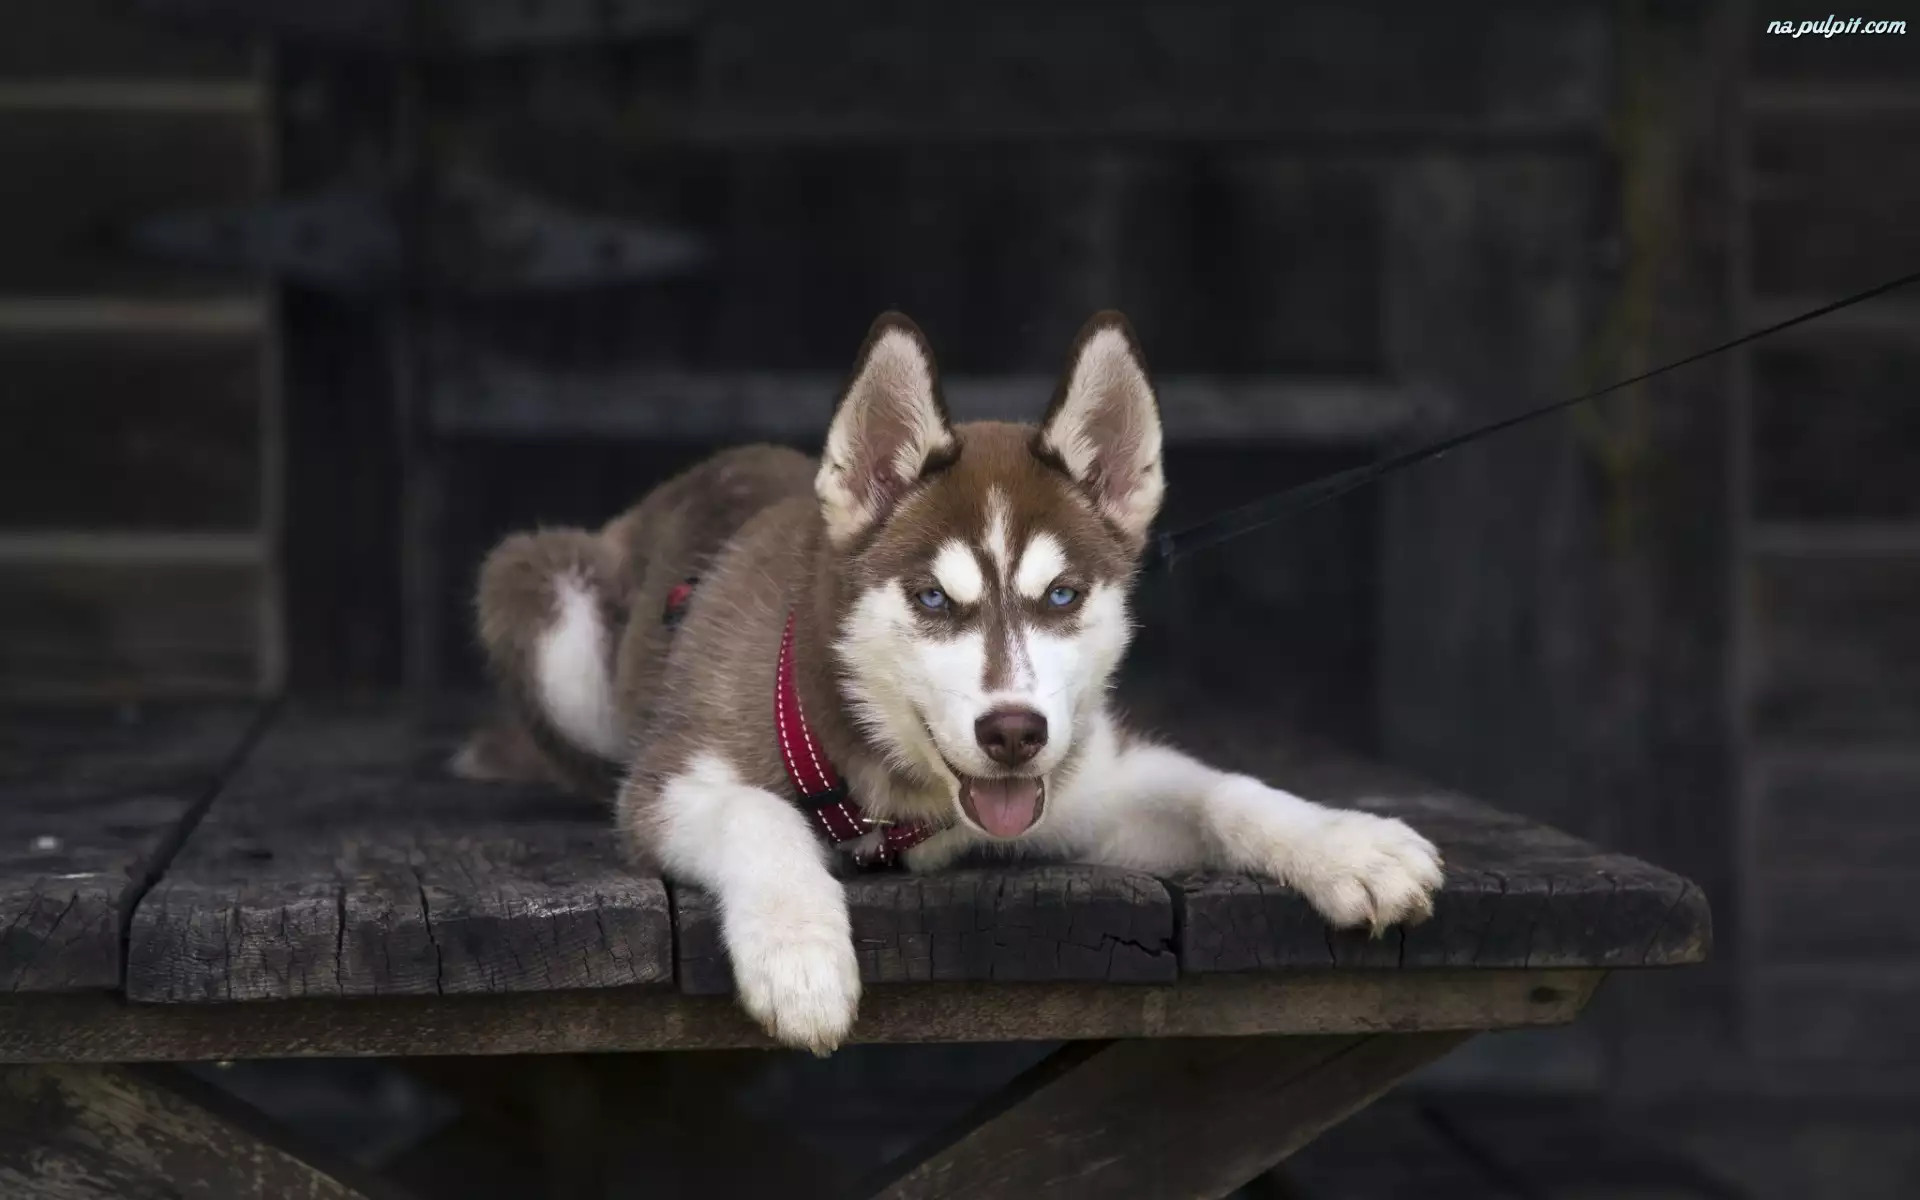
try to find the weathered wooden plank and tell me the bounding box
[125,702,673,1002]
[0,0,252,80]
[0,969,1601,1062]
[0,330,262,532]
[1754,756,1920,872]
[0,562,263,698]
[1120,704,1712,974]
[0,704,259,992]
[1752,344,1920,521]
[0,1063,405,1199]
[1749,114,1920,297]
[1751,557,1920,743]
[862,1031,1471,1200]
[1171,790,1708,974]
[0,108,265,297]
[673,868,1177,996]
[123,698,1702,1003]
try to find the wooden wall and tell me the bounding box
[14,0,1917,1109]
[379,0,1614,763]
[0,1,278,698]
[1734,2,1920,1095]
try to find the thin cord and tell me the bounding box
[1145,268,1920,573]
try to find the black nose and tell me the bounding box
[975,708,1048,766]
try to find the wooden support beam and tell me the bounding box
[0,970,1600,1064]
[0,1063,412,1199]
[860,1031,1472,1200]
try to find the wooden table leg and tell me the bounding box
[0,1063,414,1199]
[857,1031,1472,1200]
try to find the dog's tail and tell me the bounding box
[460,527,631,790]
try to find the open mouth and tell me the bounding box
[955,772,1047,839]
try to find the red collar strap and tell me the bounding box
[661,576,699,626]
[775,612,940,869]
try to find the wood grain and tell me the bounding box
[0,704,259,993]
[1,970,1600,1063]
[1124,703,1713,975]
[673,868,1177,995]
[863,1031,1471,1200]
[125,702,673,1003]
[1172,791,1709,975]
[122,701,1707,1004]
[0,1063,406,1199]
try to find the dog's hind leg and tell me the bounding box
[463,527,635,790]
[447,709,569,787]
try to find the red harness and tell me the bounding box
[774,612,941,869]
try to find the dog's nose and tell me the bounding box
[975,708,1048,766]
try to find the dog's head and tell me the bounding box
[818,311,1164,840]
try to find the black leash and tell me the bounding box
[1142,268,1920,574]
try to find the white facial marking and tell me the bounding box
[930,539,985,605]
[983,489,1012,581]
[1013,531,1068,601]
[834,561,1138,835]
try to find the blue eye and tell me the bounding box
[915,587,949,611]
[1047,585,1080,608]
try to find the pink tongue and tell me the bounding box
[964,777,1042,838]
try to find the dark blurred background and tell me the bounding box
[1,0,1916,1195]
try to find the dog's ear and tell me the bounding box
[816,313,957,548]
[1035,311,1165,547]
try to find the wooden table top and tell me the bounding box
[0,698,1709,1060]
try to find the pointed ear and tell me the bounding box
[816,313,957,548]
[1035,311,1165,547]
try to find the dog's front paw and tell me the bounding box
[725,894,861,1056]
[1285,809,1444,935]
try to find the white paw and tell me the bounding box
[1283,809,1445,935]
[725,893,862,1056]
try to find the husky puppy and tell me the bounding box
[463,312,1443,1053]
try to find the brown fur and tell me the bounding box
[610,419,1136,862]
[466,311,1153,869]
[465,445,816,796]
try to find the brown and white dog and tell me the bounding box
[461,311,1444,1054]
